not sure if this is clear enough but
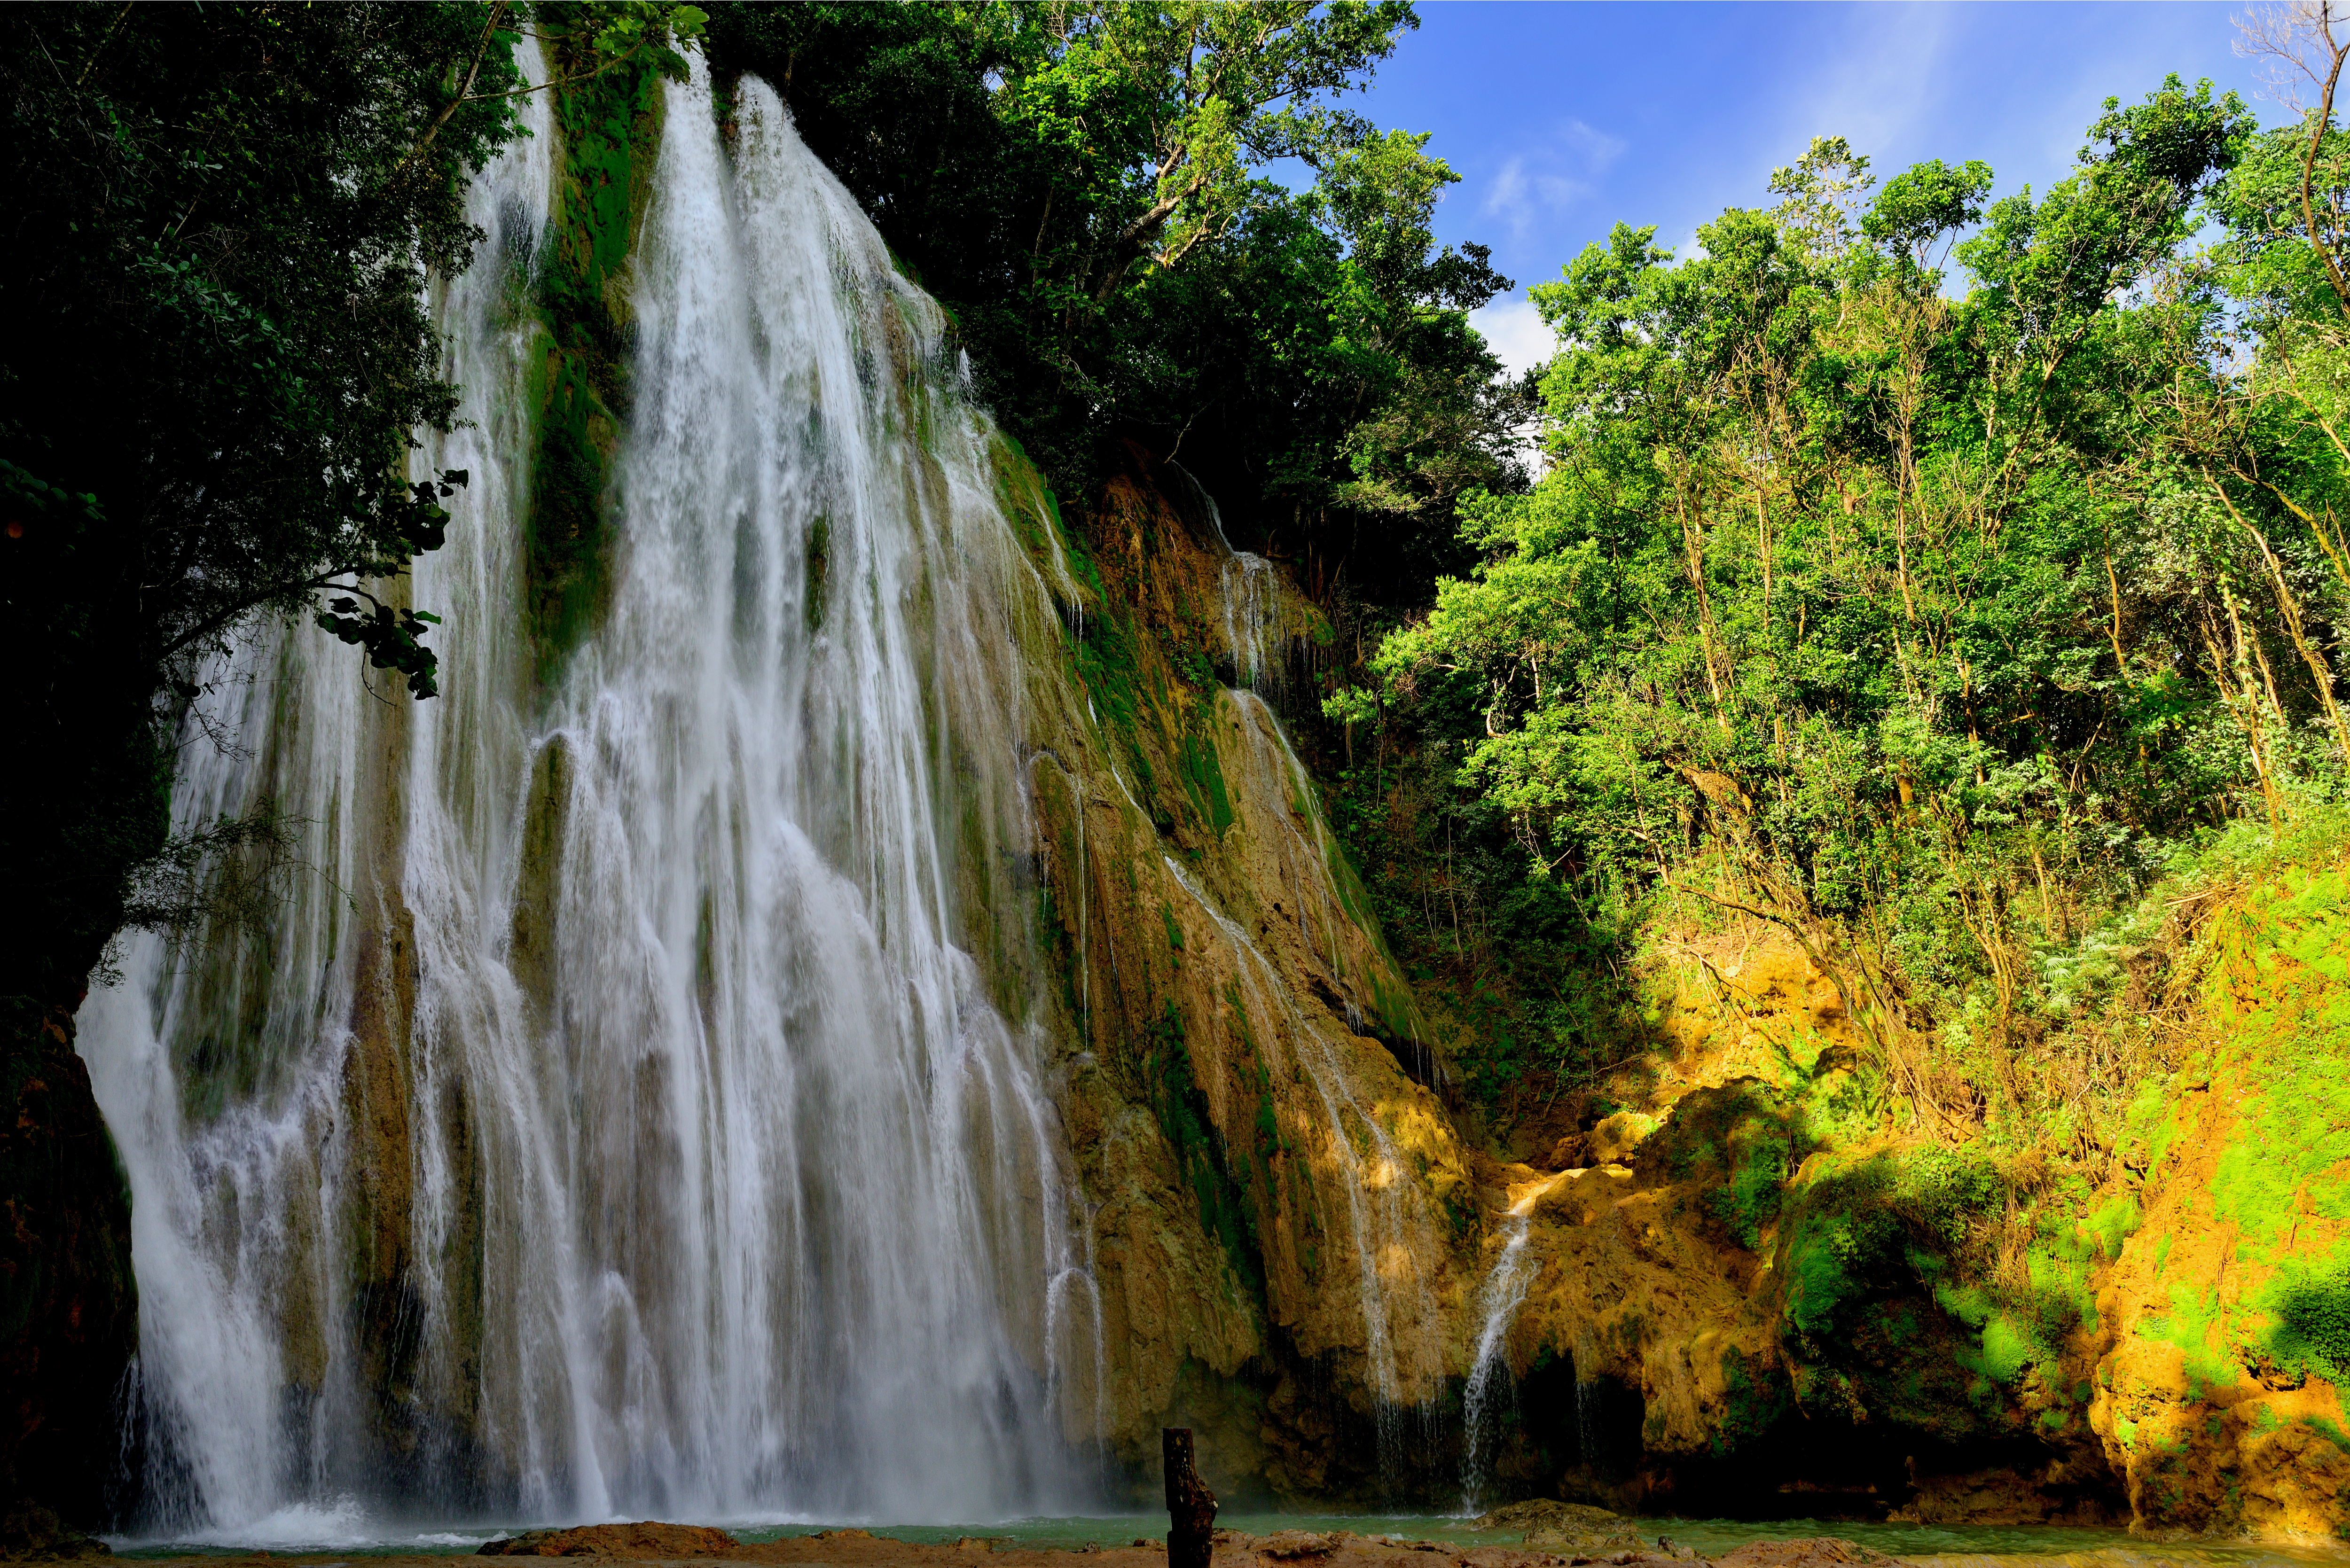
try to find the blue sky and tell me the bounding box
[1333,2,2278,374]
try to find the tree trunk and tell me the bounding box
[1163,1428,1217,1568]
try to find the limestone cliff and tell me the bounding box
[1004,446,1482,1500]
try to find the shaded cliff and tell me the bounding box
[0,1001,137,1534]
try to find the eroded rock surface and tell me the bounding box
[478,1524,739,1557]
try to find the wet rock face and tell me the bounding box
[0,1000,135,1530]
[2077,862,2350,1542]
[1035,451,1481,1498]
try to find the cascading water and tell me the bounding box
[1174,679,1446,1475]
[1458,1173,1563,1513]
[1167,464,1292,694]
[83,55,1101,1535]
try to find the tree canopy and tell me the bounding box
[1329,67,2350,1144]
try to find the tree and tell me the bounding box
[1337,76,2346,1141]
[0,1,545,1020]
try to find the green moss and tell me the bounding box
[805,514,830,632]
[2265,1247,2350,1386]
[1976,1313,2036,1385]
[1712,1346,1793,1456]
[1138,1001,1265,1314]
[2086,1194,2143,1261]
[522,13,667,682]
[2140,1279,2233,1390]
[1177,714,1235,838]
[1716,1123,1794,1251]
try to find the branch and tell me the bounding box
[391,1,510,182]
[2299,8,2350,318]
[157,569,411,664]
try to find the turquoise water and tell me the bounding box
[108,1513,2350,1562]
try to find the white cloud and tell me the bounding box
[1468,295,1558,380]
[1478,119,1628,241]
[1771,4,1959,172]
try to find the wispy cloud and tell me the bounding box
[1479,120,1628,242]
[1768,4,1959,172]
[1467,295,1558,381]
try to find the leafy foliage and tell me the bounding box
[1332,72,2350,1150]
[0,4,540,1007]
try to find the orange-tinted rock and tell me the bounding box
[1714,1540,1888,1568]
[477,1523,738,1557]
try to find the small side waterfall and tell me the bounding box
[1459,1173,1563,1512]
[1167,464,1295,695]
[84,57,1100,1534]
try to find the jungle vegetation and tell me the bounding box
[1328,34,2350,1176]
[0,1,700,1025]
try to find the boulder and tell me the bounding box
[1474,1498,1648,1555]
[1716,1540,1890,1568]
[476,1522,738,1557]
[1472,1502,1625,1534]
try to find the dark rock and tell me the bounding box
[0,1497,113,1561]
[0,1001,136,1531]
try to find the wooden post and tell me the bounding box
[1162,1427,1217,1568]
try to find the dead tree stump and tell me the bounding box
[1163,1427,1217,1568]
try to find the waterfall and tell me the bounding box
[81,55,1099,1536]
[1458,1174,1563,1513]
[1166,463,1292,694]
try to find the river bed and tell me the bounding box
[104,1513,2350,1564]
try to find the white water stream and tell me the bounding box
[1458,1174,1564,1512]
[83,57,1099,1533]
[1168,464,1293,694]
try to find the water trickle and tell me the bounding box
[1155,679,1446,1479]
[84,59,1098,1532]
[1573,1324,1602,1464]
[1166,463,1292,694]
[1459,1173,1565,1513]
